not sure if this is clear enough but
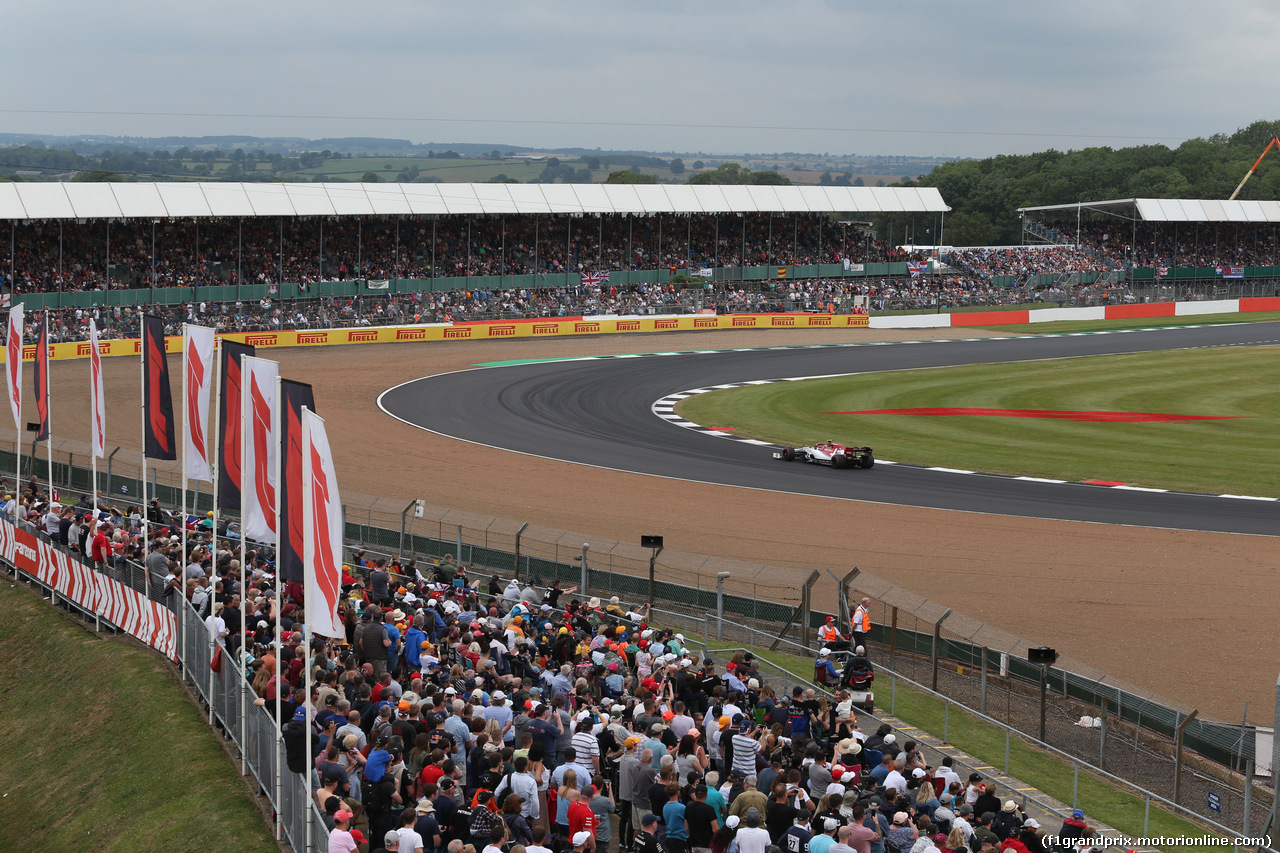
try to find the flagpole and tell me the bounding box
[14,310,21,533]
[43,313,52,509]
[273,371,283,843]
[301,404,318,853]
[238,344,249,778]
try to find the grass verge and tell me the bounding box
[0,579,276,852]
[707,642,1224,853]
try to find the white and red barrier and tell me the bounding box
[0,518,176,660]
[869,296,1280,329]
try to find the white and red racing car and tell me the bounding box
[773,441,875,469]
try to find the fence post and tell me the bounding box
[800,571,819,651]
[456,525,463,563]
[1099,697,1108,772]
[716,572,729,641]
[398,499,416,559]
[513,521,529,581]
[890,672,896,716]
[1144,792,1151,837]
[890,606,898,670]
[931,609,952,693]
[578,543,589,595]
[980,646,988,716]
[1072,760,1078,809]
[1173,709,1198,806]
[1004,729,1010,775]
[1244,758,1253,837]
[943,699,949,744]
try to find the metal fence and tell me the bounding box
[3,428,1275,845]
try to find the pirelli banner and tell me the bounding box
[1,313,871,362]
[0,519,177,660]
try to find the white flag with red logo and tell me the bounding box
[241,355,278,542]
[183,325,215,482]
[301,408,343,638]
[89,320,106,458]
[6,305,22,433]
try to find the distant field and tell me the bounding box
[676,347,1280,496]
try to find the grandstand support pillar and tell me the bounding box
[1173,709,1199,806]
[716,572,730,641]
[931,609,952,693]
[513,521,529,582]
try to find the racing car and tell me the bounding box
[773,441,874,469]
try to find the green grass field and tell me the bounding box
[677,347,1279,495]
[0,581,274,851]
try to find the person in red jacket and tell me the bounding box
[90,519,113,571]
[566,785,597,851]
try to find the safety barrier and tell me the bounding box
[871,295,1280,329]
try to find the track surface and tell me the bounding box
[379,322,1280,536]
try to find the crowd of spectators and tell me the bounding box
[1,214,896,294]
[944,247,1119,280]
[5,459,1115,853]
[4,275,1074,347]
[1035,221,1280,270]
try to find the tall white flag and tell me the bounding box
[182,325,216,482]
[302,408,344,639]
[241,356,279,542]
[6,305,23,433]
[89,320,106,458]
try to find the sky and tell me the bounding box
[4,0,1280,159]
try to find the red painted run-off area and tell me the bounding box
[830,408,1248,423]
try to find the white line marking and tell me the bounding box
[1220,494,1278,501]
[1112,485,1168,493]
[928,467,974,474]
[1015,476,1068,484]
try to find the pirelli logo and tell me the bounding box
[654,319,679,330]
[488,325,517,337]
[394,329,428,341]
[617,320,641,332]
[809,316,831,326]
[347,330,380,342]
[770,316,795,327]
[532,324,559,335]
[845,316,870,327]
[443,328,472,339]
[244,334,278,346]
[693,318,717,328]
[731,317,757,327]
[297,332,329,344]
[574,322,601,334]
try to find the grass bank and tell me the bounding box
[0,579,275,852]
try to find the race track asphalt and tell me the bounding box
[378,321,1280,536]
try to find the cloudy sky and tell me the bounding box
[4,0,1279,158]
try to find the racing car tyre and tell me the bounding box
[860,453,875,469]
[832,453,847,469]
[781,447,795,462]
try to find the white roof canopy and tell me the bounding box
[1018,198,1280,223]
[0,182,949,221]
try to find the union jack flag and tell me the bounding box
[1158,266,1169,277]
[580,271,610,287]
[907,262,927,279]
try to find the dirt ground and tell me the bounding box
[34,326,1280,724]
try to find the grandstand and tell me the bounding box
[0,182,948,294]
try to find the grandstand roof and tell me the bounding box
[0,182,949,221]
[1018,197,1280,223]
